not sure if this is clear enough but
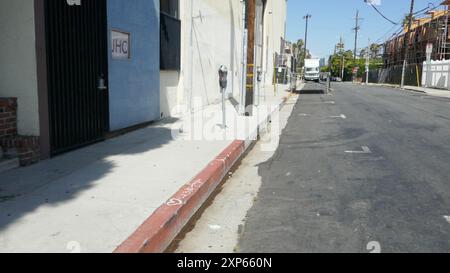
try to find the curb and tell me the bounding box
[114,95,293,253]
[360,83,427,93]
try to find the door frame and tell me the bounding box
[35,0,110,157]
[35,0,51,159]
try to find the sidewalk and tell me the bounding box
[364,83,450,98]
[0,84,294,253]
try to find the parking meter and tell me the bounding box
[219,65,228,90]
[218,65,228,128]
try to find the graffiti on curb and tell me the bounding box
[367,241,382,253]
[67,241,82,253]
[166,179,204,206]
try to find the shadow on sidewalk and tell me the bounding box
[0,120,177,232]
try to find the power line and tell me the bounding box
[365,0,442,26]
[365,0,398,25]
[371,1,444,45]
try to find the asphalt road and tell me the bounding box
[237,82,450,253]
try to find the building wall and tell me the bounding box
[261,0,287,88]
[160,0,287,116]
[160,71,181,118]
[0,0,39,136]
[179,0,246,111]
[107,0,161,131]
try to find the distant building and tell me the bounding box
[383,5,450,67]
[319,58,326,68]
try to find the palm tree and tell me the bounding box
[403,14,415,29]
[370,43,381,58]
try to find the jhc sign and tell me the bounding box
[111,30,131,60]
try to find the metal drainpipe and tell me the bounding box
[240,0,248,115]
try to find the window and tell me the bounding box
[160,0,181,70]
[160,0,179,19]
[306,68,319,72]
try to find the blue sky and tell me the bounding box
[286,0,446,58]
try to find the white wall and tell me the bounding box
[160,0,288,115]
[422,60,450,90]
[0,0,40,136]
[261,0,287,88]
[181,0,245,111]
[160,71,182,117]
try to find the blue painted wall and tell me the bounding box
[107,0,160,131]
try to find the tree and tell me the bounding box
[402,14,415,28]
[327,48,383,80]
[293,38,311,72]
[369,43,382,58]
[360,44,382,59]
[359,48,368,59]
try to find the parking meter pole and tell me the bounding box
[222,88,226,128]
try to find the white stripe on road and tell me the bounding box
[329,114,347,119]
[444,216,450,224]
[345,146,372,154]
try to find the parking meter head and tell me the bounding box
[219,65,228,89]
[257,68,262,82]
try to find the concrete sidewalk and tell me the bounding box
[0,85,293,253]
[364,83,450,98]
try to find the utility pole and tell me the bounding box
[401,0,415,89]
[245,0,255,116]
[339,36,345,80]
[303,14,311,80]
[352,10,361,82]
[353,10,361,61]
[366,38,370,85]
[303,14,311,60]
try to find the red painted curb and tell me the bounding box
[114,95,292,253]
[114,140,245,253]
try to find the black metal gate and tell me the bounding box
[45,0,109,155]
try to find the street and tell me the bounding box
[4,0,450,258]
[177,82,450,253]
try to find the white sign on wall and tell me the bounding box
[111,30,130,60]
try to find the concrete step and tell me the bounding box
[0,157,20,174]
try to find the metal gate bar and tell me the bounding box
[44,0,109,155]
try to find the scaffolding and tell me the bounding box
[383,6,450,67]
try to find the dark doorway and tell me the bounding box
[44,0,109,155]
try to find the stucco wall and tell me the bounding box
[262,0,287,88]
[160,0,287,115]
[107,0,161,131]
[0,0,39,136]
[179,0,246,111]
[160,71,181,118]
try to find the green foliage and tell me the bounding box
[327,49,383,80]
[293,38,311,72]
[403,14,415,28]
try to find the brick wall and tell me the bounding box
[0,98,17,138]
[0,136,41,166]
[0,97,40,166]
